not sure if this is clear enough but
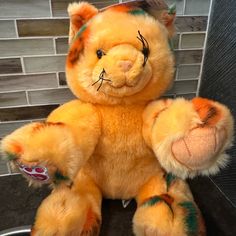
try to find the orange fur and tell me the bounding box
[9,141,23,155]
[0,2,234,235]
[67,2,98,44]
[82,207,100,233]
[192,97,222,126]
[109,5,132,13]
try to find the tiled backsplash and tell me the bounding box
[0,0,211,174]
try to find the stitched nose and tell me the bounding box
[118,60,133,72]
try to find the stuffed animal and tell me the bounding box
[1,1,234,235]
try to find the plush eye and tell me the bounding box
[142,47,150,57]
[96,49,105,59]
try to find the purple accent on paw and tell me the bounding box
[17,163,49,182]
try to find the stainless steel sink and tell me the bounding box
[0,226,31,236]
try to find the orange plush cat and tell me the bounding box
[1,1,234,235]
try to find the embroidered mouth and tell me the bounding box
[101,68,153,97]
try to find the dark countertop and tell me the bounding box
[0,174,236,236]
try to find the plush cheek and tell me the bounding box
[149,46,173,78]
[92,57,122,82]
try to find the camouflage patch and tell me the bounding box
[179,201,198,236]
[165,172,176,191]
[5,152,18,161]
[141,195,163,207]
[54,170,69,184]
[74,24,87,41]
[141,194,174,216]
[128,9,146,15]
[168,3,176,15]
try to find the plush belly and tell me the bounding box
[82,104,161,199]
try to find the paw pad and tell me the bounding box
[171,127,226,170]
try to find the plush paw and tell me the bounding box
[32,186,101,236]
[171,97,233,172]
[151,97,234,178]
[1,122,80,184]
[134,174,206,236]
[133,194,205,236]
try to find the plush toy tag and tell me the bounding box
[17,163,50,182]
[122,199,132,208]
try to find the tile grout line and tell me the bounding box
[0,102,62,110]
[13,19,19,38]
[0,36,68,40]
[178,33,182,49]
[53,37,57,55]
[25,90,30,105]
[49,0,53,18]
[0,17,69,20]
[183,0,187,15]
[181,31,206,35]
[56,72,60,87]
[197,0,213,96]
[175,66,179,80]
[0,86,70,95]
[0,55,65,60]
[20,57,26,74]
[0,70,65,77]
[0,53,67,59]
[0,71,65,77]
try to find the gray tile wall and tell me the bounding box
[0,0,211,175]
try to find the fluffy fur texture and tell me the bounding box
[1,2,234,235]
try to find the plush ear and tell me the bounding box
[159,4,176,38]
[67,2,98,44]
[148,4,176,38]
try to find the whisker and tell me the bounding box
[137,30,150,67]
[92,68,111,91]
[92,78,101,86]
[97,79,103,91]
[102,78,112,82]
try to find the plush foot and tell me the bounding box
[32,174,102,236]
[133,173,206,236]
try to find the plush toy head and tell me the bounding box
[66,1,175,105]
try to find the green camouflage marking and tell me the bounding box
[168,3,176,15]
[165,172,176,190]
[5,152,18,161]
[142,195,162,207]
[128,9,146,15]
[179,201,198,236]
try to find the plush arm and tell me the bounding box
[1,100,101,183]
[142,97,234,179]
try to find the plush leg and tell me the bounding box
[32,173,102,236]
[133,172,206,236]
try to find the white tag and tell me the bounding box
[122,199,132,208]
